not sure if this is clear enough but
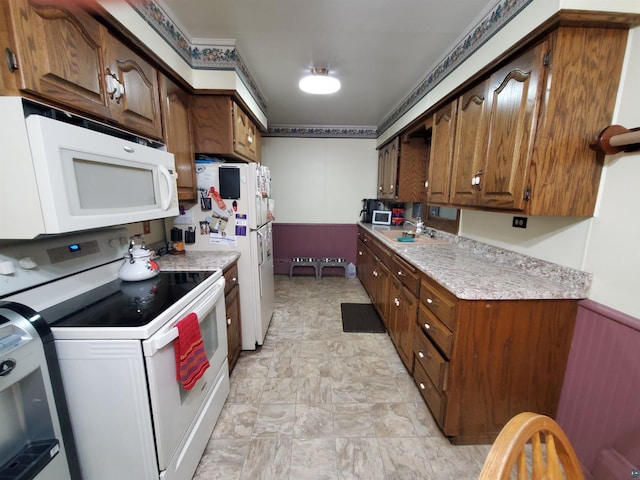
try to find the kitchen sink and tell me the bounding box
[377,230,450,245]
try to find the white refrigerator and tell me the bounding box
[177,162,275,350]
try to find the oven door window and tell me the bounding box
[142,280,227,470]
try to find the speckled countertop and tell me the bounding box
[156,251,240,272]
[360,223,591,301]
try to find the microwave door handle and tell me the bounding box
[159,164,175,211]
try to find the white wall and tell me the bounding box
[261,137,377,223]
[580,27,640,317]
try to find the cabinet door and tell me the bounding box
[377,138,399,199]
[476,42,547,210]
[104,34,163,139]
[6,0,111,117]
[373,260,390,327]
[232,102,258,161]
[449,80,489,206]
[397,132,429,202]
[225,284,242,373]
[389,277,417,371]
[190,95,234,155]
[160,75,196,201]
[428,101,456,204]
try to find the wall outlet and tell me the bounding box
[512,216,527,228]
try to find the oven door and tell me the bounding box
[142,276,227,474]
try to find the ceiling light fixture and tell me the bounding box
[299,67,341,95]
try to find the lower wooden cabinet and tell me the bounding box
[357,226,578,444]
[224,262,242,373]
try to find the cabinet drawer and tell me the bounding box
[223,263,239,295]
[418,303,454,358]
[420,278,456,331]
[413,360,445,427]
[414,331,448,393]
[391,254,420,296]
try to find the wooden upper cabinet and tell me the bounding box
[103,34,162,139]
[376,137,398,199]
[191,95,260,162]
[446,26,628,216]
[475,41,547,211]
[5,0,163,140]
[449,81,489,207]
[159,74,197,202]
[397,122,430,202]
[428,102,457,204]
[6,0,111,118]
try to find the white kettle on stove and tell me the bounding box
[118,235,160,281]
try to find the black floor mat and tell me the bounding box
[340,303,385,333]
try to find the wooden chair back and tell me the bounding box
[479,412,585,480]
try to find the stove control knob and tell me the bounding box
[18,257,37,270]
[0,261,16,275]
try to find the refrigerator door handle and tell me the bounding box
[256,228,265,267]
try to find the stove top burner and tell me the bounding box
[41,271,215,328]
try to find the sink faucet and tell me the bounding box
[405,220,424,234]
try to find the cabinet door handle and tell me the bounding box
[358,251,363,256]
[426,298,433,304]
[419,382,426,390]
[424,323,431,330]
[394,297,400,307]
[227,318,232,325]
[373,270,378,277]
[418,351,425,358]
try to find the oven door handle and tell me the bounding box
[144,278,225,354]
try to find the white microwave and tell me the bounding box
[0,98,178,239]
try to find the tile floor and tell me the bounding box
[193,275,490,480]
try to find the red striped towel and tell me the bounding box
[174,313,210,390]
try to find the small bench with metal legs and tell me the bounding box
[318,257,347,279]
[289,257,319,279]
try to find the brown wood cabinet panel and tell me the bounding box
[428,102,456,204]
[224,262,242,373]
[191,95,259,162]
[443,298,577,442]
[160,74,196,201]
[526,27,627,216]
[419,277,457,332]
[103,34,162,139]
[388,276,417,371]
[6,0,111,117]
[413,360,445,427]
[377,137,399,199]
[397,130,429,202]
[417,303,454,358]
[413,329,449,393]
[476,41,547,210]
[225,283,242,373]
[449,80,489,207]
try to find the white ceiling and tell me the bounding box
[160,0,497,128]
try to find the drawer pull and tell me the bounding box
[394,297,400,307]
[232,277,237,282]
[419,382,426,390]
[227,318,232,325]
[427,298,433,304]
[397,270,405,277]
[424,323,431,330]
[418,351,425,358]
[358,251,363,256]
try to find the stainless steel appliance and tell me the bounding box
[0,97,179,239]
[0,228,229,480]
[0,302,80,480]
[175,162,275,350]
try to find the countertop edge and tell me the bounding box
[358,223,591,301]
